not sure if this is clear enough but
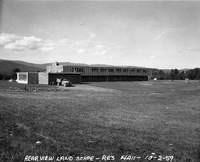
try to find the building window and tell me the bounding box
[143,69,147,73]
[78,68,83,72]
[123,69,128,72]
[130,69,135,72]
[92,68,98,72]
[116,68,121,72]
[19,74,27,80]
[100,68,106,72]
[109,68,114,72]
[72,67,77,72]
[72,67,84,72]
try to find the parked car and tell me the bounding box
[61,79,72,87]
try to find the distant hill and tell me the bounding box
[0,60,94,73]
[0,60,113,69]
[161,69,191,74]
[10,60,47,69]
[0,60,44,75]
[46,62,89,67]
[13,61,90,69]
[0,60,116,75]
[0,59,144,72]
[0,59,193,75]
[179,69,191,72]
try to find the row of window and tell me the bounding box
[19,74,27,80]
[71,67,147,73]
[72,67,84,72]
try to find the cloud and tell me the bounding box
[78,49,85,53]
[89,32,96,39]
[150,55,156,59]
[107,55,114,59]
[0,33,20,46]
[91,49,114,59]
[94,44,105,50]
[0,33,55,52]
[92,50,108,56]
[58,39,70,44]
[153,31,167,40]
[186,48,200,53]
[4,36,42,51]
[39,40,55,52]
[0,33,117,56]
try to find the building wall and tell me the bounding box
[28,73,38,84]
[48,73,81,84]
[46,64,152,82]
[62,65,149,76]
[17,72,39,84]
[16,72,28,84]
[81,75,148,82]
[46,65,63,73]
[38,72,48,84]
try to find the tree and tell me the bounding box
[151,69,166,80]
[185,68,200,80]
[174,69,179,79]
[170,69,175,81]
[5,75,12,80]
[194,68,200,80]
[12,68,20,79]
[170,69,180,80]
[151,69,159,79]
[0,75,3,80]
[179,71,185,80]
[165,73,171,80]
[157,70,166,80]
[13,68,20,73]
[196,71,200,80]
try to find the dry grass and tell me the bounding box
[0,80,199,162]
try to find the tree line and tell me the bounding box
[151,68,200,80]
[0,68,21,80]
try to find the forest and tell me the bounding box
[151,68,200,80]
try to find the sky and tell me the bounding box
[0,0,200,69]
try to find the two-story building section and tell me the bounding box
[47,64,150,82]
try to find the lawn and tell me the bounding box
[0,80,199,162]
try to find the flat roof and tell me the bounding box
[17,72,38,73]
[62,65,147,68]
[49,72,81,75]
[17,72,81,74]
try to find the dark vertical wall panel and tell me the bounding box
[81,75,148,82]
[28,73,38,84]
[49,73,81,84]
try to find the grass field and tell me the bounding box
[0,80,199,162]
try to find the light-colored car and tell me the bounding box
[61,79,72,87]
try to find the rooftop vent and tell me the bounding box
[52,62,59,66]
